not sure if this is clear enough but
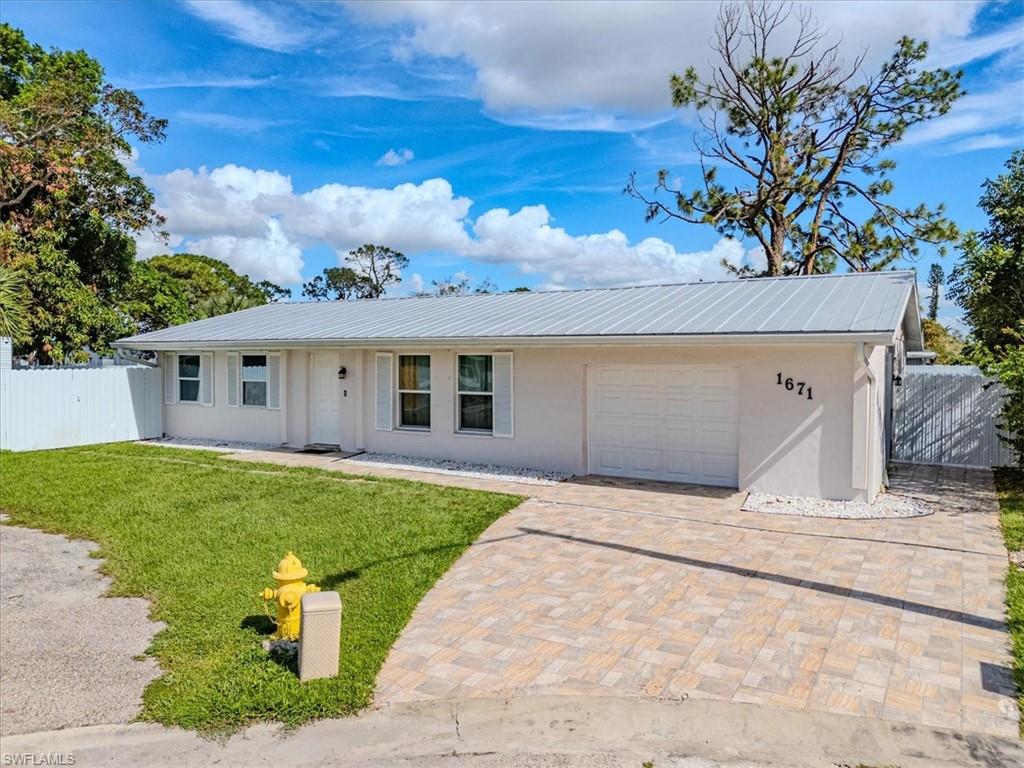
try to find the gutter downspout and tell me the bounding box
[859,342,877,497]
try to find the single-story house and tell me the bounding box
[114,270,923,502]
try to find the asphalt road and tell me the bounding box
[0,519,163,736]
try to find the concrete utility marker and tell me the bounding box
[0,520,164,736]
[2,695,1021,768]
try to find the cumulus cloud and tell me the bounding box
[376,148,415,166]
[189,220,304,285]
[470,205,741,288]
[139,163,740,288]
[289,178,474,254]
[348,1,981,127]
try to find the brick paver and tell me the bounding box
[365,463,1018,739]
[223,450,1017,737]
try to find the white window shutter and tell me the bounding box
[200,353,214,406]
[492,352,514,438]
[267,353,281,410]
[163,353,177,405]
[226,353,239,407]
[375,352,393,431]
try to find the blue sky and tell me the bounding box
[6,0,1023,323]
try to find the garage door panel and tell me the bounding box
[629,389,660,417]
[700,394,737,421]
[628,449,660,477]
[701,423,739,452]
[663,421,697,450]
[628,420,660,450]
[661,450,699,483]
[663,392,696,418]
[701,455,739,486]
[594,367,629,387]
[592,424,627,447]
[594,387,629,413]
[589,364,738,487]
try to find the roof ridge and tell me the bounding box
[278,269,917,306]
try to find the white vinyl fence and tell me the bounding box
[892,365,1015,468]
[0,338,163,452]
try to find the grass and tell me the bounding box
[994,467,1024,732]
[0,443,522,733]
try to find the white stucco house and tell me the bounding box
[114,270,923,502]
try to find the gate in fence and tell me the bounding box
[0,338,163,452]
[892,364,1014,468]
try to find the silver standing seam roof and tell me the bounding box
[114,270,922,350]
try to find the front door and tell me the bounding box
[311,351,342,446]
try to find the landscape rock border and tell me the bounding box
[742,491,933,519]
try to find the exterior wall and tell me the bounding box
[357,344,875,501]
[163,349,286,445]
[161,342,887,501]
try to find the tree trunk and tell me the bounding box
[768,219,786,276]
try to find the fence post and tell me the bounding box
[0,337,12,451]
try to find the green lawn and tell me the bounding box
[994,467,1024,732]
[0,443,522,733]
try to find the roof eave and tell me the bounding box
[113,330,897,352]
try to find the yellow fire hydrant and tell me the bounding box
[260,552,320,640]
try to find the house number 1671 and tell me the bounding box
[776,372,813,400]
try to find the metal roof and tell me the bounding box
[115,270,920,350]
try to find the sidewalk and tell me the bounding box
[2,694,1020,768]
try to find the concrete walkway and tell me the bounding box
[222,450,1019,739]
[3,694,1021,768]
[0,521,164,736]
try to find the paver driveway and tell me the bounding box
[373,464,1019,738]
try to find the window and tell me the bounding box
[457,354,493,432]
[398,355,430,428]
[241,354,268,407]
[178,355,201,403]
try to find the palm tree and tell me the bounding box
[0,265,29,342]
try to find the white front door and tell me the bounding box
[588,364,739,487]
[311,352,342,446]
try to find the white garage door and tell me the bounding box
[588,365,739,487]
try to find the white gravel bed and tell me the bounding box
[138,436,281,453]
[742,491,933,519]
[344,452,571,486]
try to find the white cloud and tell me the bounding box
[321,76,417,101]
[177,111,291,134]
[903,80,1024,149]
[289,178,474,254]
[469,204,741,288]
[146,164,295,239]
[348,1,982,123]
[946,132,1022,154]
[189,220,304,285]
[407,272,425,295]
[134,229,182,260]
[125,74,277,91]
[139,162,739,288]
[376,148,415,166]
[926,23,1024,68]
[184,0,309,52]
